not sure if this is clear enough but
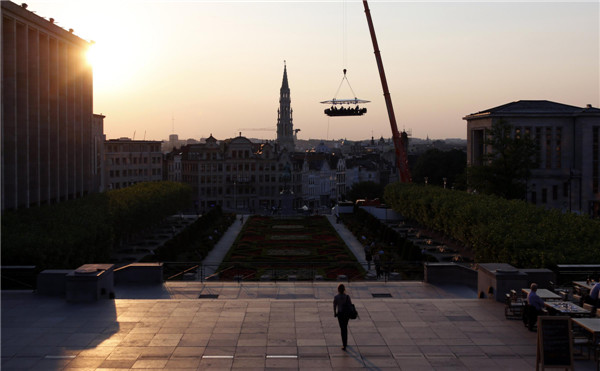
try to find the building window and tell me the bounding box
[594,126,599,193]
[471,129,484,166]
[542,188,547,203]
[535,128,542,168]
[545,127,552,169]
[555,127,562,168]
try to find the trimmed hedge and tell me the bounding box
[2,181,191,270]
[384,183,600,268]
[143,206,235,262]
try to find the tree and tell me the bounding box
[346,181,385,202]
[412,148,466,189]
[468,119,538,199]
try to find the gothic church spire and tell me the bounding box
[277,61,294,152]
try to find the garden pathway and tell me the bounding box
[325,215,372,274]
[200,215,249,279]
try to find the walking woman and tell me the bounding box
[333,283,352,351]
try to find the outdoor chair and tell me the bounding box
[549,281,570,300]
[572,323,593,359]
[504,293,525,319]
[583,303,596,317]
[595,343,600,371]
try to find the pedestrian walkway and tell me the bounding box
[325,214,370,273]
[201,214,248,279]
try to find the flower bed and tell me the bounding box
[220,215,364,280]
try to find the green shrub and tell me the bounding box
[2,181,192,270]
[384,183,600,268]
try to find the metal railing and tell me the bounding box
[161,261,374,283]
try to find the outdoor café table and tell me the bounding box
[571,318,600,346]
[522,288,562,301]
[545,301,591,317]
[573,281,595,293]
[572,317,600,367]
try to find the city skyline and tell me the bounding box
[24,0,599,142]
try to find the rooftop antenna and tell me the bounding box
[133,130,136,140]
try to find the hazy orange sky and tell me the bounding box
[26,1,599,142]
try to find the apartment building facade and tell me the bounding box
[104,139,163,190]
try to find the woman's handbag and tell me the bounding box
[344,300,358,320]
[348,303,358,319]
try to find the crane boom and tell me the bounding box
[363,0,412,183]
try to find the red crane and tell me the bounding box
[363,0,412,183]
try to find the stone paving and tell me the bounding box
[2,214,598,370]
[2,283,599,370]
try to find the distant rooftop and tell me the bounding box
[464,100,600,120]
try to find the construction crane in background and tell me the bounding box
[363,0,412,183]
[238,128,275,132]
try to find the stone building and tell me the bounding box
[178,134,300,213]
[104,139,163,190]
[464,100,600,216]
[2,1,100,210]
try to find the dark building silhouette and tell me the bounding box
[2,1,101,210]
[276,62,295,152]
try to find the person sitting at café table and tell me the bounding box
[585,280,600,310]
[524,283,545,331]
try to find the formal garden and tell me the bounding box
[218,215,365,280]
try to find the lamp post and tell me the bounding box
[424,177,428,186]
[443,177,447,189]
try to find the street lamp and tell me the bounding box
[424,177,428,185]
[443,177,447,189]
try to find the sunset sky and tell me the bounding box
[26,1,599,142]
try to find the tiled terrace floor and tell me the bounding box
[2,282,598,370]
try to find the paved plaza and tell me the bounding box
[2,215,598,370]
[2,281,599,370]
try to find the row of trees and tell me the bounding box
[2,181,191,271]
[384,183,599,268]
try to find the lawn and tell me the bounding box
[219,215,364,280]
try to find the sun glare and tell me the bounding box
[86,42,98,67]
[85,36,141,91]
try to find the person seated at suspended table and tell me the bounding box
[523,283,546,331]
